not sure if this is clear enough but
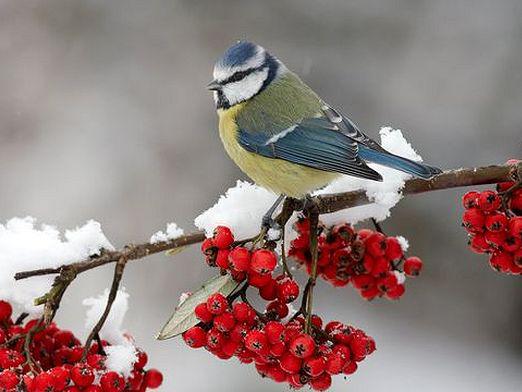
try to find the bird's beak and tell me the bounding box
[206,79,222,91]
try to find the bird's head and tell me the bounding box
[208,41,284,109]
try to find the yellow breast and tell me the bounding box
[217,105,339,198]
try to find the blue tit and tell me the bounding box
[208,41,441,200]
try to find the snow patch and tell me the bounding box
[195,180,279,239]
[396,236,410,252]
[83,288,129,345]
[150,222,184,244]
[105,344,138,377]
[0,217,113,314]
[315,127,423,225]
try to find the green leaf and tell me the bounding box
[156,274,238,340]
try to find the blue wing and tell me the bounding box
[238,116,384,181]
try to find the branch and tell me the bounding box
[14,163,519,284]
[11,162,520,339]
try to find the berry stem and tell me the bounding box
[371,218,384,234]
[304,199,320,334]
[82,256,127,360]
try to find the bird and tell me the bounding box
[207,41,442,226]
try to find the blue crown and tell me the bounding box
[217,41,260,68]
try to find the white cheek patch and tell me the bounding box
[221,68,269,106]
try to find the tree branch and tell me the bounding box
[10,162,520,339]
[14,163,520,285]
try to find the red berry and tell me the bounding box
[206,328,225,350]
[49,366,70,390]
[303,356,326,377]
[343,360,358,375]
[361,286,381,301]
[385,237,404,261]
[182,326,207,348]
[194,302,214,323]
[477,190,501,211]
[144,369,163,389]
[509,217,522,238]
[230,323,250,343]
[221,338,241,356]
[503,235,521,253]
[485,230,507,248]
[462,208,485,233]
[365,232,387,257]
[325,351,346,375]
[250,249,278,275]
[265,321,286,344]
[371,256,390,277]
[65,387,82,392]
[485,213,508,232]
[84,386,103,392]
[489,251,514,273]
[267,365,287,383]
[279,352,302,374]
[259,278,278,301]
[206,293,228,315]
[100,371,125,392]
[469,234,491,254]
[228,247,251,272]
[232,302,255,324]
[404,256,423,276]
[386,284,405,300]
[0,349,24,368]
[215,249,231,269]
[462,191,480,209]
[510,189,522,211]
[351,274,374,290]
[266,301,289,319]
[247,271,272,288]
[269,342,286,357]
[310,373,332,391]
[0,369,19,390]
[289,334,315,359]
[87,354,105,370]
[376,273,398,292]
[213,311,236,333]
[33,372,55,392]
[54,330,79,348]
[244,330,268,355]
[134,350,148,370]
[0,301,13,322]
[276,278,300,303]
[201,238,215,254]
[213,226,234,249]
[514,249,522,267]
[71,363,95,387]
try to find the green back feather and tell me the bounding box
[236,72,323,136]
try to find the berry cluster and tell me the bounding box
[0,300,163,392]
[288,218,422,300]
[183,294,375,391]
[461,165,522,275]
[202,226,299,316]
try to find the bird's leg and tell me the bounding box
[261,194,285,232]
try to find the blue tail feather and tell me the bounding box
[358,146,442,179]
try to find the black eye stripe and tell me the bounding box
[221,65,265,85]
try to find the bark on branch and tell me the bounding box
[14,163,520,283]
[11,162,520,348]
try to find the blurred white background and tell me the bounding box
[0,0,521,390]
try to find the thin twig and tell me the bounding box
[82,256,128,360]
[304,200,320,334]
